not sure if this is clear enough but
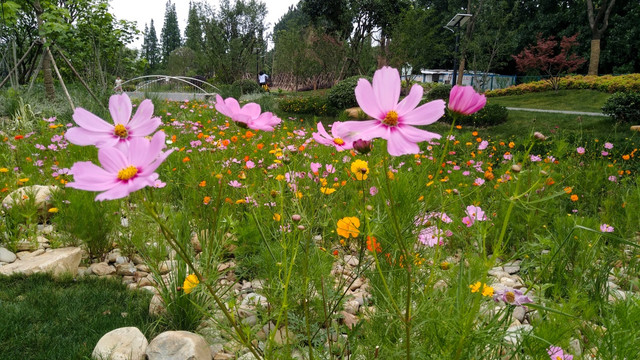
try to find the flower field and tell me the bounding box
[2,70,640,359]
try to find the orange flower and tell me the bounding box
[14,135,24,140]
[230,136,238,143]
[203,196,211,205]
[366,236,381,253]
[245,131,255,139]
[199,180,206,187]
[257,143,264,150]
[222,139,230,147]
[182,156,190,163]
[570,194,579,202]
[197,132,204,139]
[472,131,478,136]
[622,154,630,160]
[564,187,572,194]
[171,135,177,142]
[337,217,360,238]
[545,177,555,186]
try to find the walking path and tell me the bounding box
[506,107,604,117]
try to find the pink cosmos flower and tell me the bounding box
[66,131,172,201]
[341,66,444,156]
[600,223,614,232]
[493,288,532,306]
[604,142,613,149]
[228,180,243,188]
[215,95,281,131]
[576,147,585,154]
[418,226,445,247]
[547,346,573,360]
[66,93,161,149]
[312,122,354,151]
[310,162,322,174]
[462,205,487,227]
[478,140,489,150]
[448,85,486,115]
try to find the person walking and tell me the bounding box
[258,71,270,92]
[114,76,123,94]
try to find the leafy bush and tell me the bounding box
[279,95,337,116]
[216,84,241,99]
[232,79,262,95]
[425,84,452,102]
[602,92,640,124]
[443,104,509,127]
[328,75,372,109]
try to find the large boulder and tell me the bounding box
[0,247,17,263]
[2,185,57,211]
[0,247,82,277]
[146,331,212,360]
[92,327,148,360]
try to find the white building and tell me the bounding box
[401,69,516,91]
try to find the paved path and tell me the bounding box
[506,107,604,117]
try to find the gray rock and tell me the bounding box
[344,300,360,315]
[344,255,359,267]
[116,263,136,276]
[0,247,16,263]
[2,185,57,211]
[146,331,212,360]
[0,247,82,277]
[92,326,148,360]
[513,306,526,323]
[149,294,166,317]
[90,262,116,276]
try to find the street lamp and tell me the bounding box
[444,13,472,86]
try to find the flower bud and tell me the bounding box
[511,164,522,173]
[291,214,302,222]
[353,139,372,155]
[297,225,305,230]
[533,132,546,141]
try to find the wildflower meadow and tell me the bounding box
[2,66,640,360]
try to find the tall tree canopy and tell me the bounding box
[160,0,181,63]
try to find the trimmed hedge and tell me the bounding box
[279,96,337,116]
[486,74,640,97]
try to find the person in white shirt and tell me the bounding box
[258,71,269,92]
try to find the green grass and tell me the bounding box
[488,89,611,113]
[0,273,155,360]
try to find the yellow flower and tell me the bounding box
[48,208,59,213]
[273,213,281,221]
[19,178,29,182]
[337,217,360,238]
[182,274,199,294]
[350,159,369,180]
[469,281,482,293]
[481,284,494,297]
[0,168,8,173]
[320,187,336,194]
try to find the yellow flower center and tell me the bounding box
[114,124,129,138]
[117,165,138,181]
[505,291,515,303]
[333,138,345,145]
[382,110,399,126]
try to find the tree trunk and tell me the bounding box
[457,55,466,85]
[588,38,601,75]
[33,1,56,100]
[42,47,55,100]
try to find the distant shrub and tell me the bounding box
[232,79,262,95]
[486,74,640,97]
[442,104,509,127]
[425,84,452,102]
[328,75,372,109]
[279,96,337,116]
[602,92,640,124]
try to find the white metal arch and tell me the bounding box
[116,75,220,95]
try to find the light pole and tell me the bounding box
[444,14,472,86]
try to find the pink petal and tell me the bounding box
[396,84,423,116]
[131,132,164,167]
[340,120,385,141]
[401,99,445,125]
[94,184,135,201]
[373,67,400,112]
[67,162,118,191]
[66,127,111,146]
[72,108,113,132]
[398,125,441,143]
[98,147,129,173]
[385,130,420,156]
[141,149,173,176]
[109,93,133,125]
[241,103,262,118]
[128,116,161,137]
[355,79,384,119]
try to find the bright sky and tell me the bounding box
[109,0,299,50]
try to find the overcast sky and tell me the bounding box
[109,0,300,50]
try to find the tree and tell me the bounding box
[586,0,616,75]
[143,19,160,71]
[512,33,586,90]
[160,0,181,64]
[184,2,204,52]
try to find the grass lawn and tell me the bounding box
[0,273,156,360]
[487,89,611,113]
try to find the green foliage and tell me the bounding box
[452,104,509,127]
[602,91,640,124]
[142,19,161,71]
[327,75,371,109]
[487,74,640,97]
[425,84,452,102]
[232,79,262,95]
[51,189,119,260]
[278,95,337,116]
